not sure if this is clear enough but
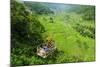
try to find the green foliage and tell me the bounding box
[11,0,45,66]
[11,0,45,46]
[78,6,95,20]
[68,5,95,20]
[73,21,95,39]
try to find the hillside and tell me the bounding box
[11,0,95,66]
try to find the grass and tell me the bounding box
[37,13,95,63]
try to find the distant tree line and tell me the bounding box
[67,5,95,20]
[24,1,54,15]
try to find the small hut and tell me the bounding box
[37,36,56,58]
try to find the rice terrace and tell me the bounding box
[11,0,95,66]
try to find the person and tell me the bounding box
[41,43,48,52]
[44,46,49,52]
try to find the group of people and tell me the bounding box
[37,37,55,58]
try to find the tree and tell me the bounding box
[11,0,45,66]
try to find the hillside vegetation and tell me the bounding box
[11,0,95,66]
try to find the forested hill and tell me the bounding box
[23,1,74,14]
[24,1,95,20]
[24,1,54,14]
